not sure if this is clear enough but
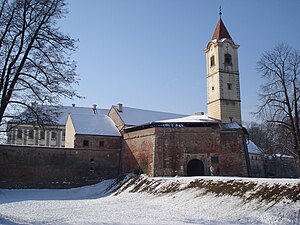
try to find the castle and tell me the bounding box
[2,16,251,188]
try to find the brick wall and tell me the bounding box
[154,127,221,176]
[219,131,249,176]
[74,135,122,150]
[0,145,120,188]
[122,128,155,175]
[122,126,249,177]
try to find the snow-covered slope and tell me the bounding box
[0,175,299,225]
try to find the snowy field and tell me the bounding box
[0,175,299,225]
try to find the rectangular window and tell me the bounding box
[99,141,104,148]
[227,83,232,90]
[51,131,57,140]
[83,140,89,147]
[211,156,219,164]
[62,131,65,141]
[28,130,34,139]
[210,55,215,67]
[40,130,45,140]
[17,129,22,139]
[224,53,232,66]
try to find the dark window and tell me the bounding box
[224,53,232,66]
[211,156,219,164]
[90,158,94,163]
[62,131,65,141]
[227,83,232,90]
[83,140,89,147]
[28,130,34,139]
[90,167,95,172]
[17,129,22,139]
[51,131,57,140]
[210,55,215,67]
[40,131,45,140]
[99,141,104,148]
[212,86,215,91]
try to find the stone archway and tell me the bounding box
[187,159,205,176]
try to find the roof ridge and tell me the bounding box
[114,105,186,115]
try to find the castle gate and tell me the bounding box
[187,159,205,176]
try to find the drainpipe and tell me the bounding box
[243,134,251,177]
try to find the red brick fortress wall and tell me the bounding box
[122,126,249,177]
[0,145,120,188]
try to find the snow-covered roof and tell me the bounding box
[222,122,242,129]
[247,140,263,155]
[10,105,109,126]
[113,106,188,126]
[58,106,108,125]
[155,114,218,123]
[273,154,294,159]
[70,114,121,136]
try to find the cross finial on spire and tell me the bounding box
[219,6,222,18]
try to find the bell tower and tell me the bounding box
[205,14,241,123]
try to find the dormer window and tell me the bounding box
[224,53,232,66]
[210,56,215,67]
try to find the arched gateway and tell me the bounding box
[187,159,205,176]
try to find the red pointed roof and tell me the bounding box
[212,18,232,40]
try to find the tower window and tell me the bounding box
[227,83,232,90]
[210,56,215,67]
[224,53,232,66]
[212,86,215,91]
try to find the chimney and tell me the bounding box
[117,103,123,112]
[72,104,75,107]
[92,104,97,114]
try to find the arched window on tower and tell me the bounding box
[210,55,215,67]
[224,53,232,66]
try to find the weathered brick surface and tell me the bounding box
[0,145,120,188]
[122,128,155,175]
[122,127,249,177]
[74,135,121,150]
[219,131,249,176]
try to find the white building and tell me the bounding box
[6,105,108,147]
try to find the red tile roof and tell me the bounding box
[212,18,232,40]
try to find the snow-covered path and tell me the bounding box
[0,176,299,225]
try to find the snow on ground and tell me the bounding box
[0,175,299,225]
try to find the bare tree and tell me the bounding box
[0,0,80,131]
[256,43,300,163]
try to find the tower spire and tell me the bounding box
[211,12,232,40]
[219,6,222,18]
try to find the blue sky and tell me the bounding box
[60,0,300,123]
